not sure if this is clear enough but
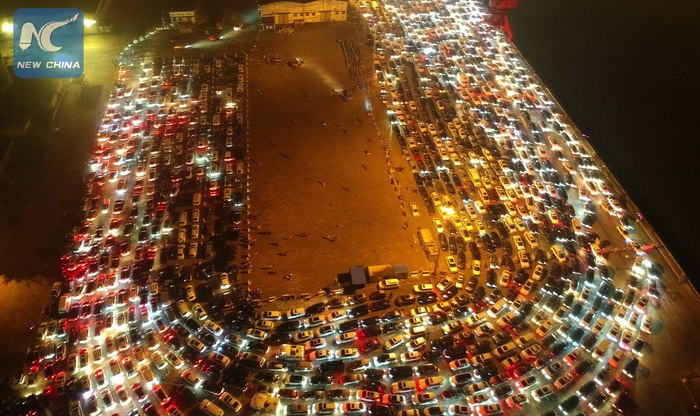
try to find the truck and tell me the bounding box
[418,229,438,261]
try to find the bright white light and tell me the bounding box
[84,19,96,27]
[1,22,12,34]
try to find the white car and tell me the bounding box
[309,349,333,361]
[337,348,359,360]
[335,331,356,345]
[401,350,422,363]
[286,308,306,320]
[245,328,268,341]
[293,331,314,343]
[261,311,282,320]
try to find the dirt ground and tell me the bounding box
[246,20,425,298]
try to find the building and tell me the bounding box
[168,0,198,32]
[259,0,348,29]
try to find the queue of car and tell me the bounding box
[18,40,252,416]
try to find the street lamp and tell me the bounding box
[1,22,12,34]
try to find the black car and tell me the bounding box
[441,285,458,300]
[426,311,448,325]
[338,319,359,332]
[362,379,387,392]
[364,368,386,380]
[326,298,345,309]
[442,345,468,360]
[422,350,442,362]
[389,366,413,380]
[394,294,415,307]
[318,360,345,374]
[348,304,369,318]
[370,299,391,311]
[301,390,326,401]
[431,335,454,350]
[415,364,439,377]
[368,403,392,416]
[417,292,437,305]
[559,395,580,413]
[276,321,302,333]
[381,322,402,334]
[381,310,403,323]
[267,333,292,345]
[369,291,387,301]
[450,372,473,387]
[306,302,326,315]
[361,317,382,327]
[493,384,512,399]
[326,389,351,400]
[309,375,332,386]
[363,324,383,338]
[201,379,223,394]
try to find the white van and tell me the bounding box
[378,279,400,290]
[199,399,224,416]
[404,325,427,339]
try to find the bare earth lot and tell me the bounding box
[246,22,424,298]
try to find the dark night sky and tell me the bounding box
[509,0,700,282]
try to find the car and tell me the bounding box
[153,384,171,405]
[315,324,336,338]
[341,402,366,414]
[327,310,348,322]
[185,284,196,301]
[262,311,282,320]
[384,335,405,352]
[392,380,417,394]
[422,405,446,415]
[374,353,397,366]
[101,389,115,411]
[414,284,434,293]
[448,404,471,415]
[335,331,356,345]
[445,256,458,273]
[309,350,333,361]
[283,374,306,386]
[413,392,437,405]
[338,348,360,360]
[381,394,406,407]
[467,393,490,405]
[401,350,423,363]
[181,370,202,388]
[357,389,381,402]
[417,376,444,390]
[347,359,371,372]
[286,308,307,320]
[532,384,554,401]
[294,331,314,343]
[304,315,326,328]
[449,372,473,388]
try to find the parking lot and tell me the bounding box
[246,21,425,298]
